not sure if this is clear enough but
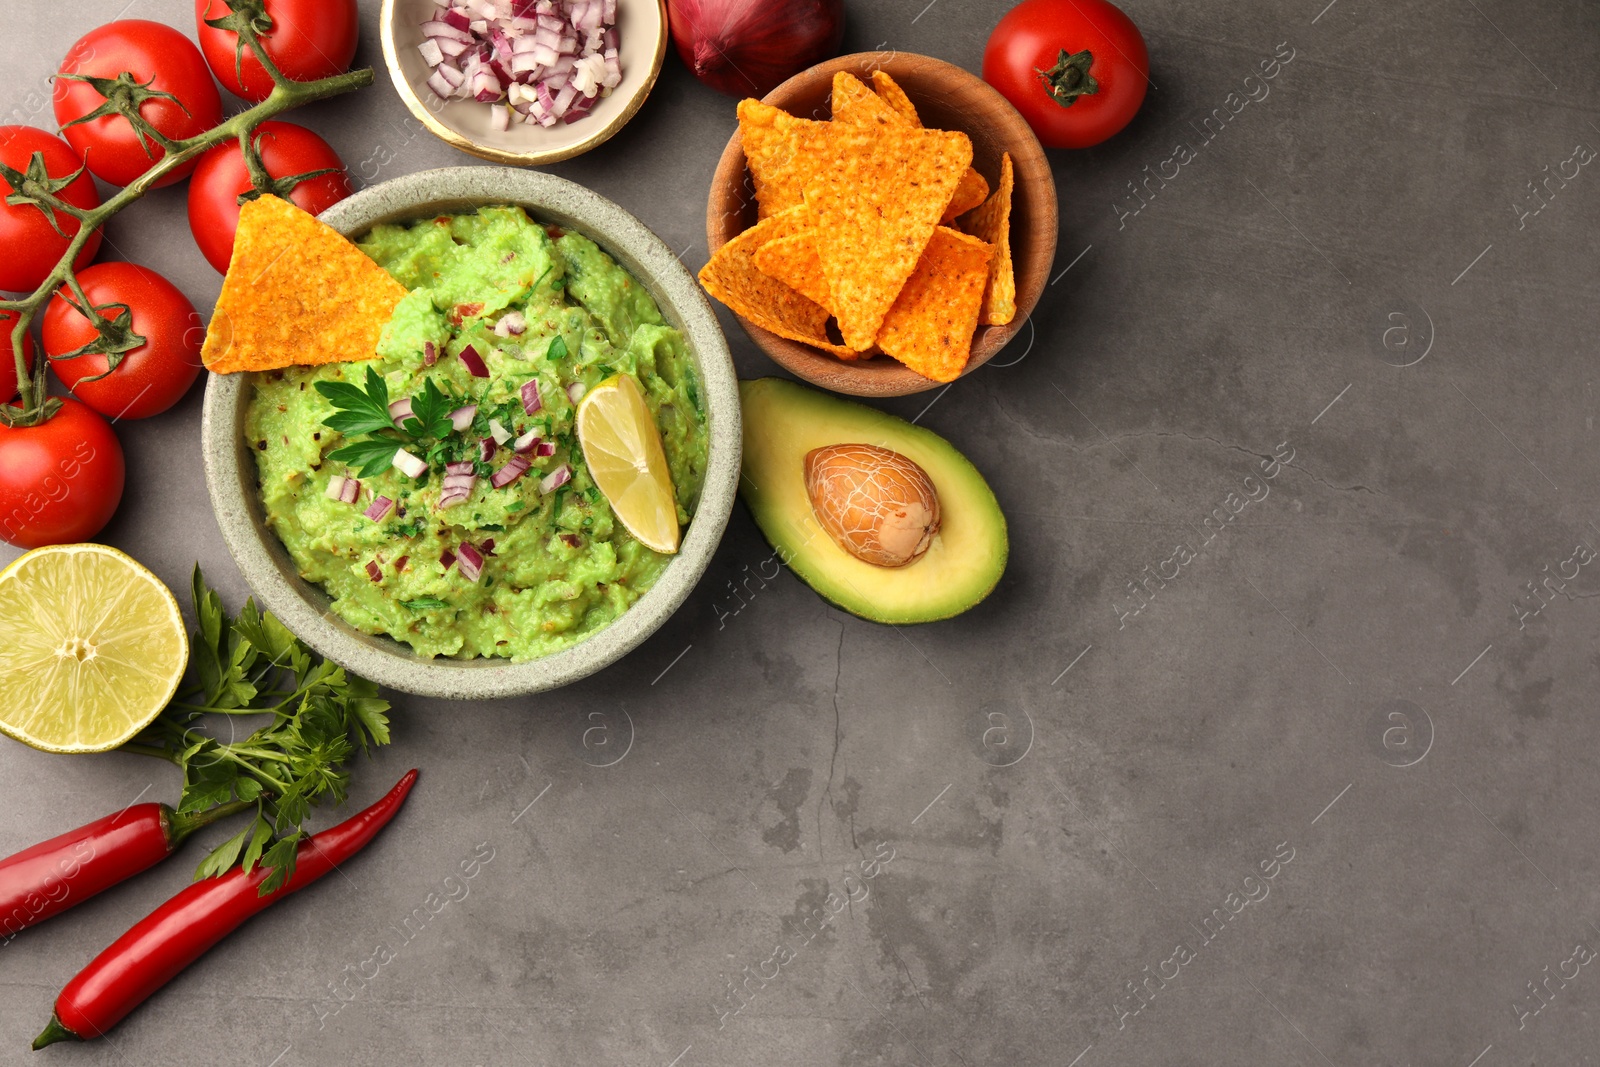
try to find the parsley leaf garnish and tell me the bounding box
[315,366,395,438]
[327,437,402,478]
[131,568,392,897]
[547,335,568,361]
[404,376,454,439]
[317,370,465,480]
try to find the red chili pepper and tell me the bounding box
[0,799,253,943]
[33,769,419,1049]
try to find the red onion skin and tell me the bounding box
[667,0,844,98]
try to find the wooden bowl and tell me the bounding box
[706,52,1057,398]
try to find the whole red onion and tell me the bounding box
[668,0,845,98]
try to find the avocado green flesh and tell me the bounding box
[739,378,1007,624]
[244,206,708,662]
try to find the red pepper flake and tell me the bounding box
[560,534,582,548]
[394,556,409,572]
[366,561,382,583]
[545,224,565,240]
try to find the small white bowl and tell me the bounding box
[379,0,668,166]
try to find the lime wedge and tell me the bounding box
[575,374,681,554]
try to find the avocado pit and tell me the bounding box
[804,443,942,568]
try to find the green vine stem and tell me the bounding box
[0,12,374,428]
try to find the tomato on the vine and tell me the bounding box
[195,0,360,104]
[0,397,125,549]
[0,127,102,294]
[42,263,203,421]
[53,20,224,188]
[984,0,1149,149]
[0,310,36,403]
[187,120,351,273]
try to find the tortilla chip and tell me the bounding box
[798,122,972,350]
[832,72,988,225]
[877,227,993,383]
[944,169,990,224]
[959,152,1015,326]
[870,71,922,127]
[830,71,900,129]
[202,196,407,374]
[752,230,833,313]
[737,98,825,219]
[699,206,855,358]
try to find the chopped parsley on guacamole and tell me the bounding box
[244,206,708,661]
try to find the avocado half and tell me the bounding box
[739,378,1008,624]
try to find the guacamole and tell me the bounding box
[245,206,708,662]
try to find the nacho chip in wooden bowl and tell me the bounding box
[706,52,1057,398]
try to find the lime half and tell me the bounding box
[0,544,187,754]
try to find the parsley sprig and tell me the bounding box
[315,366,458,478]
[124,568,392,895]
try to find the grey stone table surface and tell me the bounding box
[2,0,1598,1064]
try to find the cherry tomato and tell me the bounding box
[195,0,360,104]
[42,263,203,421]
[53,20,224,188]
[0,310,37,403]
[187,120,351,273]
[0,127,102,293]
[0,397,125,549]
[983,0,1149,149]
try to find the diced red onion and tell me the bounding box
[481,538,496,555]
[418,0,619,122]
[488,417,512,445]
[512,428,541,453]
[365,496,395,522]
[366,561,383,583]
[389,397,414,425]
[441,549,456,571]
[535,440,556,457]
[423,19,472,41]
[325,475,348,501]
[449,404,478,432]
[480,436,497,462]
[493,310,526,336]
[457,542,485,582]
[566,381,586,404]
[539,464,571,494]
[340,477,362,504]
[459,345,490,377]
[393,448,429,479]
[440,460,478,508]
[426,70,456,100]
[395,556,409,572]
[424,340,438,366]
[520,378,542,414]
[491,455,531,488]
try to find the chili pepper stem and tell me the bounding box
[31,1014,77,1050]
[163,797,257,849]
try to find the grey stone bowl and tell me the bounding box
[201,167,739,700]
